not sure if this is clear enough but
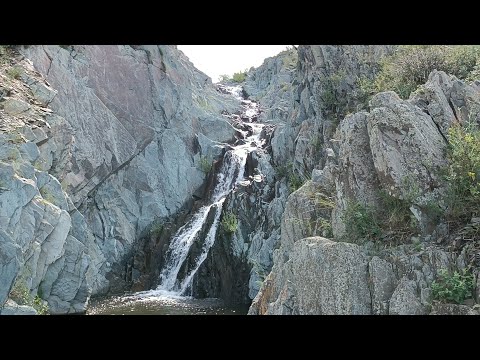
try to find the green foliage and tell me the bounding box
[288,172,304,193]
[317,218,333,238]
[356,75,377,106]
[281,47,298,69]
[280,83,290,92]
[373,46,480,99]
[342,201,381,243]
[150,221,164,237]
[319,69,348,114]
[274,162,306,193]
[219,74,231,82]
[33,295,49,315]
[444,122,480,223]
[309,136,322,152]
[199,155,212,173]
[197,97,213,111]
[232,71,247,83]
[467,63,480,81]
[9,278,49,315]
[0,45,13,64]
[6,66,22,80]
[39,187,55,204]
[9,279,30,305]
[378,190,415,232]
[445,45,480,80]
[431,268,474,304]
[221,211,238,233]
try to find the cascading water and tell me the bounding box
[126,85,264,302]
[157,150,247,295]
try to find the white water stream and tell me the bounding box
[126,85,264,302]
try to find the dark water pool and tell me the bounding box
[87,290,248,315]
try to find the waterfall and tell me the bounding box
[154,85,263,296]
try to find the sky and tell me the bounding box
[177,45,291,83]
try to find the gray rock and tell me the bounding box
[0,230,21,307]
[368,256,396,315]
[291,237,371,314]
[332,112,381,238]
[12,45,242,307]
[430,303,478,315]
[389,277,426,315]
[30,81,57,107]
[368,91,447,202]
[3,98,30,115]
[0,299,37,315]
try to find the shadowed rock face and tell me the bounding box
[1,45,241,313]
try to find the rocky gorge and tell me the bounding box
[0,45,479,315]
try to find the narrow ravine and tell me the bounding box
[88,84,264,315]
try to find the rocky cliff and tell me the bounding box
[2,44,479,315]
[249,46,480,315]
[0,45,240,313]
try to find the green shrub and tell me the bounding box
[6,66,22,80]
[281,47,298,69]
[0,46,7,61]
[0,45,12,64]
[444,122,480,223]
[445,45,480,80]
[274,162,306,193]
[288,172,304,193]
[219,74,231,82]
[197,97,213,111]
[9,279,30,305]
[33,295,49,315]
[221,211,238,233]
[318,218,333,238]
[319,69,348,113]
[373,46,480,99]
[150,221,164,237]
[378,190,416,233]
[199,155,212,173]
[431,268,474,304]
[40,187,55,204]
[356,75,377,106]
[342,201,381,243]
[232,71,247,83]
[9,278,49,315]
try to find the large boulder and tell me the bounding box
[291,237,371,314]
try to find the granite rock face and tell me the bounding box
[249,48,480,315]
[3,45,480,315]
[0,45,240,313]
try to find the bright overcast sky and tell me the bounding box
[178,45,291,83]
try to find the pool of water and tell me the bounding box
[87,290,249,315]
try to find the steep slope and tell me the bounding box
[0,45,240,313]
[250,46,480,315]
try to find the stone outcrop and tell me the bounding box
[249,47,480,315]
[0,299,37,315]
[0,45,241,313]
[2,44,480,315]
[250,184,473,314]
